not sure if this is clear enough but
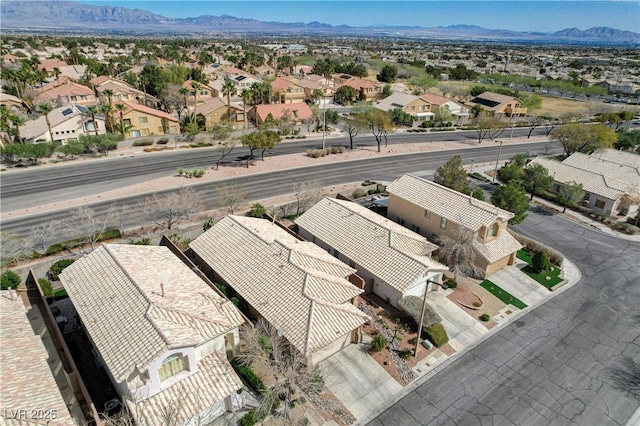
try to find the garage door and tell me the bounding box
[310,332,352,365]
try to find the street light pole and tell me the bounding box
[414,278,444,356]
[492,140,503,184]
[321,97,326,150]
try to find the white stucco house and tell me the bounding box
[296,197,448,308]
[59,244,246,425]
[19,104,106,144]
[189,215,368,365]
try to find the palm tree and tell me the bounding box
[114,103,127,137]
[86,105,100,135]
[37,103,54,142]
[53,67,61,82]
[178,87,189,114]
[9,113,25,143]
[222,79,236,123]
[101,104,114,133]
[190,81,201,115]
[102,88,114,107]
[240,88,251,129]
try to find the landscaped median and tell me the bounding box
[479,279,527,310]
[517,249,563,290]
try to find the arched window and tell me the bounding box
[488,223,499,238]
[158,353,187,382]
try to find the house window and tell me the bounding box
[123,119,132,126]
[138,116,148,124]
[396,218,405,226]
[583,194,590,201]
[158,354,187,381]
[70,96,77,101]
[411,106,415,110]
[411,225,421,234]
[85,120,97,131]
[595,199,606,209]
[488,223,499,237]
[424,209,430,218]
[440,217,447,229]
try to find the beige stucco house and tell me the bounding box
[466,91,527,117]
[296,198,448,308]
[18,104,106,144]
[333,74,383,101]
[60,244,246,425]
[189,216,368,365]
[93,76,160,108]
[197,97,245,129]
[118,101,179,137]
[271,76,306,104]
[386,175,522,278]
[36,78,97,108]
[530,153,639,217]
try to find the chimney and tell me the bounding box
[160,283,165,298]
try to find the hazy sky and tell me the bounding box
[79,1,640,32]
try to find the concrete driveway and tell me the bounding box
[426,290,488,351]
[488,262,551,307]
[320,344,402,420]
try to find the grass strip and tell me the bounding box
[480,279,527,310]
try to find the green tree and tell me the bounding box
[190,81,202,115]
[240,130,281,162]
[434,155,470,194]
[615,129,640,151]
[377,64,398,83]
[1,271,21,290]
[249,203,267,218]
[433,105,454,127]
[222,79,236,121]
[58,141,86,159]
[114,103,127,137]
[472,187,485,201]
[409,74,438,93]
[361,108,393,152]
[523,163,554,200]
[344,107,367,150]
[532,251,551,273]
[390,108,413,127]
[86,105,100,135]
[552,123,617,157]
[470,85,489,97]
[556,181,585,213]
[498,163,525,184]
[334,86,357,105]
[382,84,393,98]
[38,278,54,299]
[491,181,530,224]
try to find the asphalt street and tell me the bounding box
[367,206,640,426]
[0,127,550,212]
[0,141,562,240]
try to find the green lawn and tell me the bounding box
[480,279,528,310]
[517,249,563,290]
[516,249,533,264]
[53,289,67,298]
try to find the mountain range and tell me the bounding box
[1,1,638,45]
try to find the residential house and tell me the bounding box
[386,175,522,278]
[333,74,383,101]
[420,94,471,124]
[35,78,97,107]
[293,65,313,77]
[92,76,160,108]
[529,155,638,217]
[271,76,306,104]
[189,216,368,365]
[182,79,217,106]
[375,93,436,121]
[0,92,26,112]
[19,104,106,144]
[37,59,69,75]
[198,97,245,129]
[116,101,179,137]
[596,79,639,95]
[1,290,80,425]
[466,91,527,117]
[56,64,88,81]
[250,103,313,126]
[59,244,246,425]
[296,197,448,308]
[254,64,276,78]
[231,74,263,91]
[299,75,335,98]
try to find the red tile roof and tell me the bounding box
[122,101,178,122]
[254,103,313,123]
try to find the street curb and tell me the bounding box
[355,255,582,426]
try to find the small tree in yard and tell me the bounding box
[424,323,449,347]
[1,271,21,290]
[437,227,481,281]
[236,319,325,422]
[532,251,551,273]
[249,203,267,218]
[214,138,238,170]
[38,278,54,299]
[292,180,323,215]
[523,163,554,200]
[141,188,203,230]
[0,231,29,267]
[31,221,57,253]
[371,335,387,352]
[398,296,442,333]
[491,181,530,224]
[556,181,585,213]
[203,217,215,232]
[434,155,470,195]
[46,258,75,281]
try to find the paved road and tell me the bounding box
[0,127,550,213]
[367,206,640,426]
[0,142,562,241]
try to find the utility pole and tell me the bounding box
[414,279,442,356]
